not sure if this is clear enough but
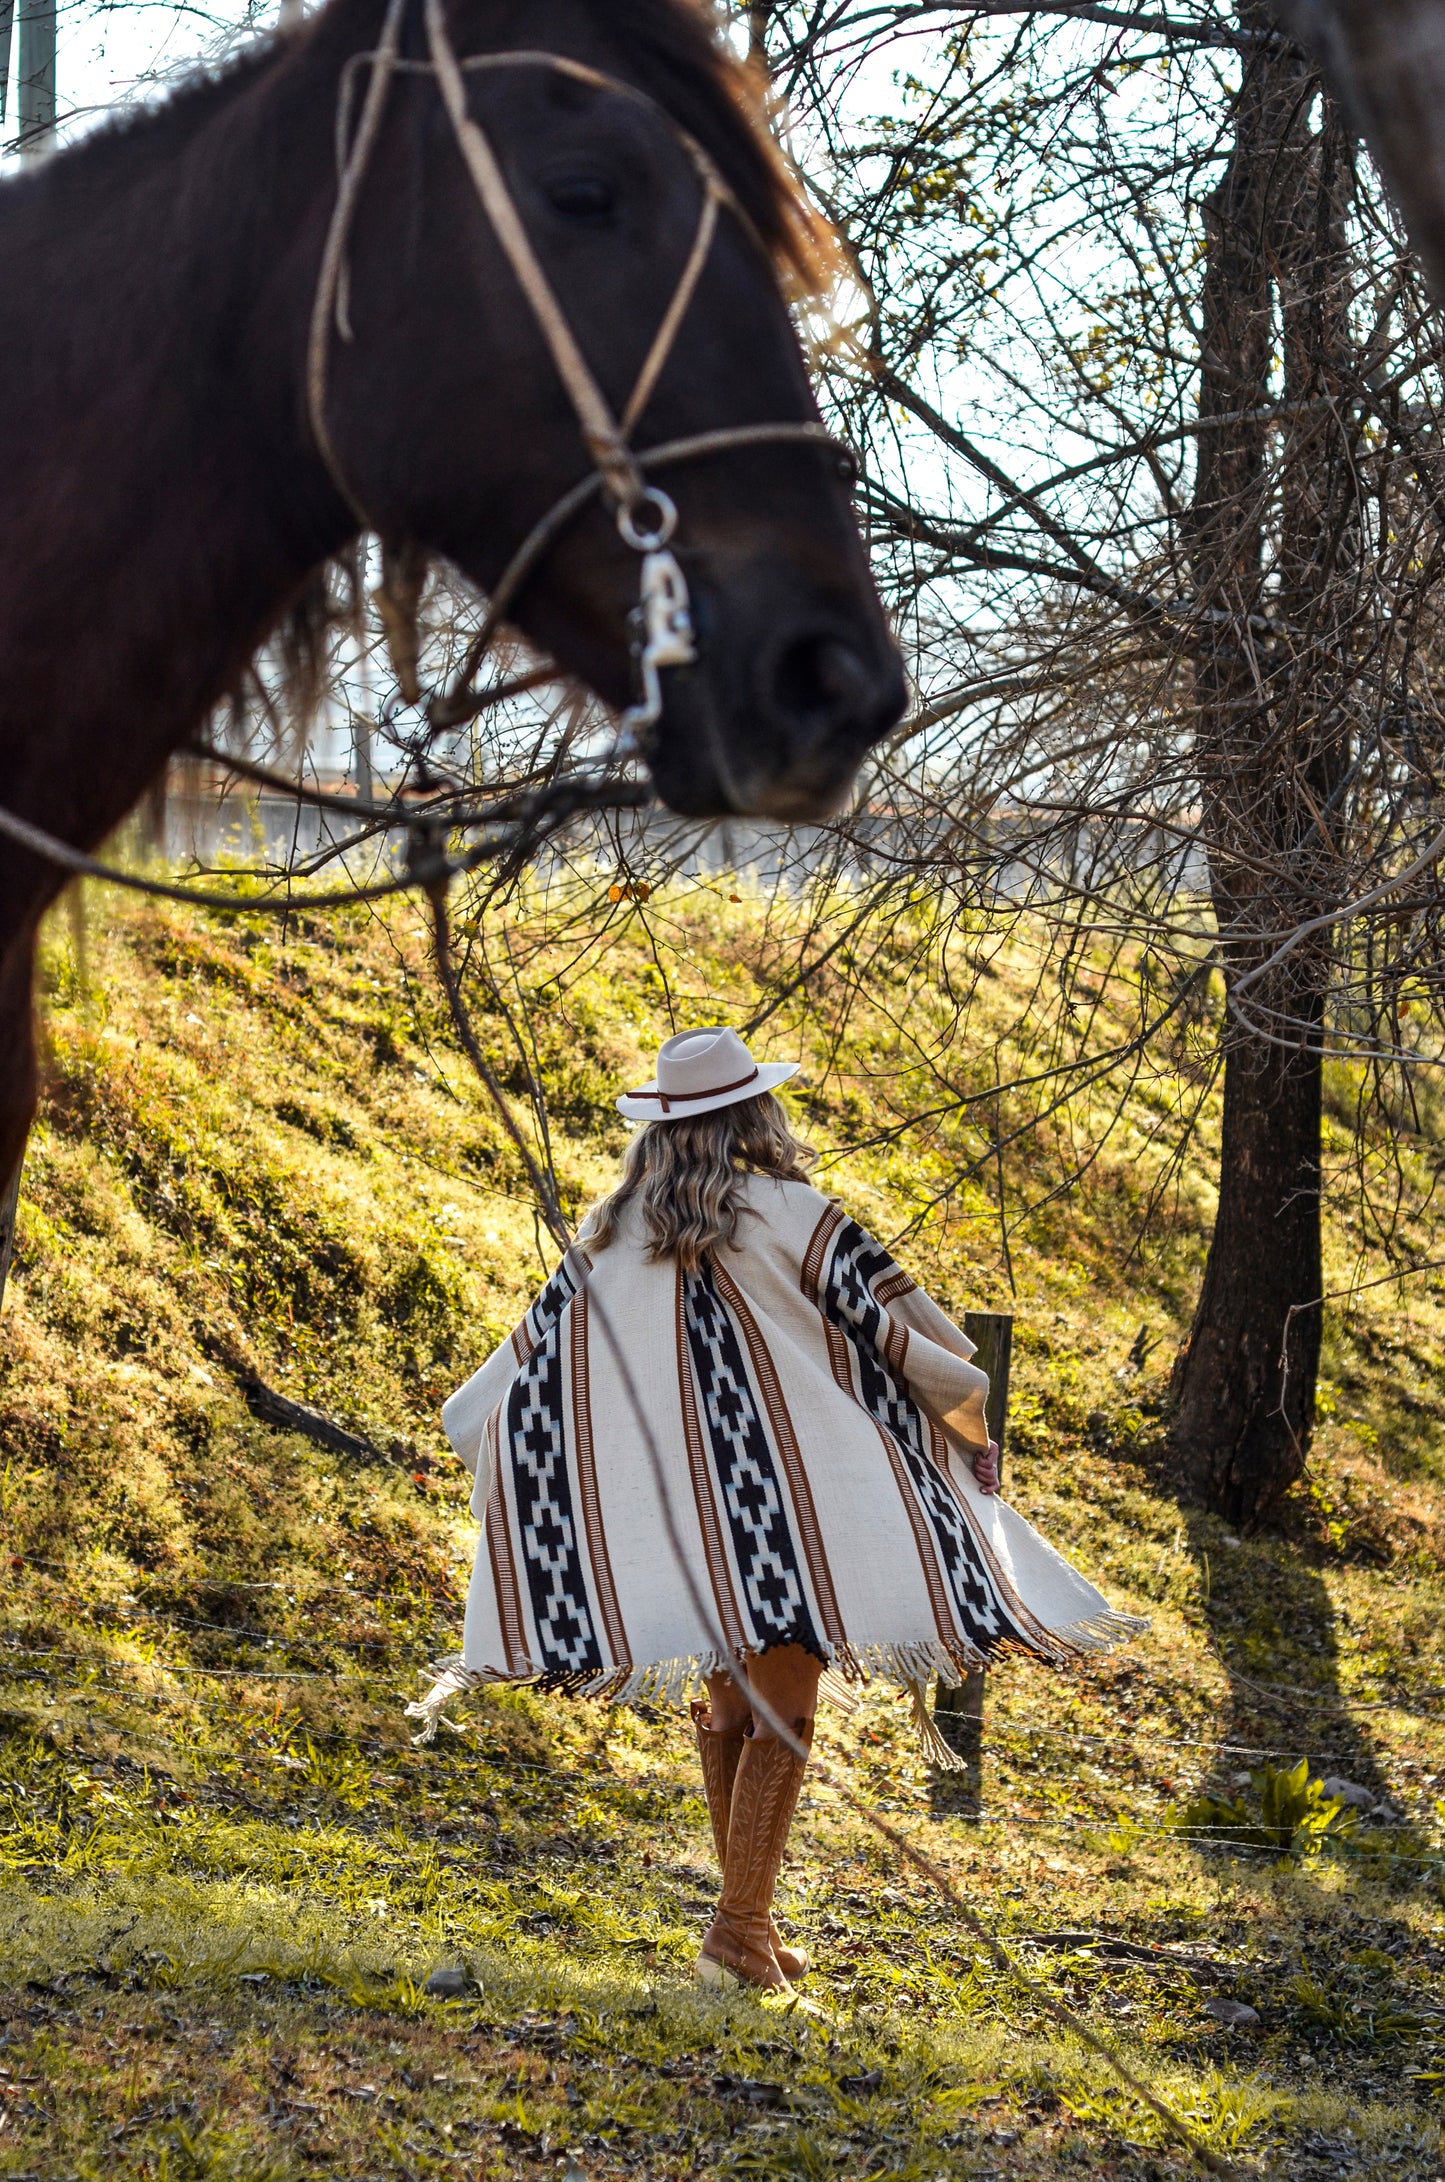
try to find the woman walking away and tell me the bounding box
[413,1028,1146,1996]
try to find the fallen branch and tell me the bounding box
[1013,1931,1229,1979]
[237,1375,399,1468]
[197,1328,406,1470]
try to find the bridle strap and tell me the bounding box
[425,419,842,732]
[305,1,854,744]
[621,187,719,439]
[423,0,643,506]
[306,0,409,524]
[312,3,738,521]
[430,30,742,484]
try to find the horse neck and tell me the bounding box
[0,25,372,842]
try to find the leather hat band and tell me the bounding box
[629,1066,760,1114]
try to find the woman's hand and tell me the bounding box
[972,1439,1001,1495]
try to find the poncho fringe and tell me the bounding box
[407,1622,1147,1767]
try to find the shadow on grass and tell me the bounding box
[1166,1503,1442,1942]
[1177,1506,1394,1803]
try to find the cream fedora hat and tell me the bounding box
[617,1026,800,1123]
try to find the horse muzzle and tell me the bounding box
[643,579,907,821]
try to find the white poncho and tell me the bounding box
[410,1177,1144,1746]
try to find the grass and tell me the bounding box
[0,869,1442,2178]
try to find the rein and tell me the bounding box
[306,0,850,750]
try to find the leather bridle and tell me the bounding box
[306,0,852,749]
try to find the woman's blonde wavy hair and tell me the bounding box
[585,1092,815,1273]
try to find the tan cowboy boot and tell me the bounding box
[691,1702,809,1979]
[697,1718,812,1992]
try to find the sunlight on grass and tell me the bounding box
[0,884,1440,2176]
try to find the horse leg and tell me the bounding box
[0,936,38,1190]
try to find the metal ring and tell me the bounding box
[616,487,678,552]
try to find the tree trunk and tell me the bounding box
[1171,1007,1323,1522]
[16,0,54,156]
[1173,14,1354,1521]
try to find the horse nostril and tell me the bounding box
[768,633,876,737]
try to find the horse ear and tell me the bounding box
[375,538,429,706]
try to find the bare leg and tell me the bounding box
[737,1644,823,1741]
[706,1643,823,1741]
[704,1668,751,1736]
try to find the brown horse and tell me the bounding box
[0,0,903,1181]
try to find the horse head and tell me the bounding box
[304,0,906,819]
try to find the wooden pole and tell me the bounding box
[0,1154,23,1315]
[932,1311,1014,1801]
[17,0,54,156]
[0,0,17,133]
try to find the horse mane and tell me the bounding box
[9,45,285,206]
[27,0,825,284]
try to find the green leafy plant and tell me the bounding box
[1290,1978,1426,2044]
[1256,1762,1358,1854]
[1170,1762,1357,1858]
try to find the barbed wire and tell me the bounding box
[9,1551,1443,1736]
[3,1654,1442,1880]
[0,1632,1391,1770]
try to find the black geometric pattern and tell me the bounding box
[504,1257,601,1678]
[683,1263,822,1657]
[520,1255,580,1358]
[817,1219,1025,1653]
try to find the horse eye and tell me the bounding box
[544,173,617,223]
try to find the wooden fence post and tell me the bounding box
[0,1153,22,1315]
[932,1311,1013,1801]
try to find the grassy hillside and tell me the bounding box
[0,875,1442,2180]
